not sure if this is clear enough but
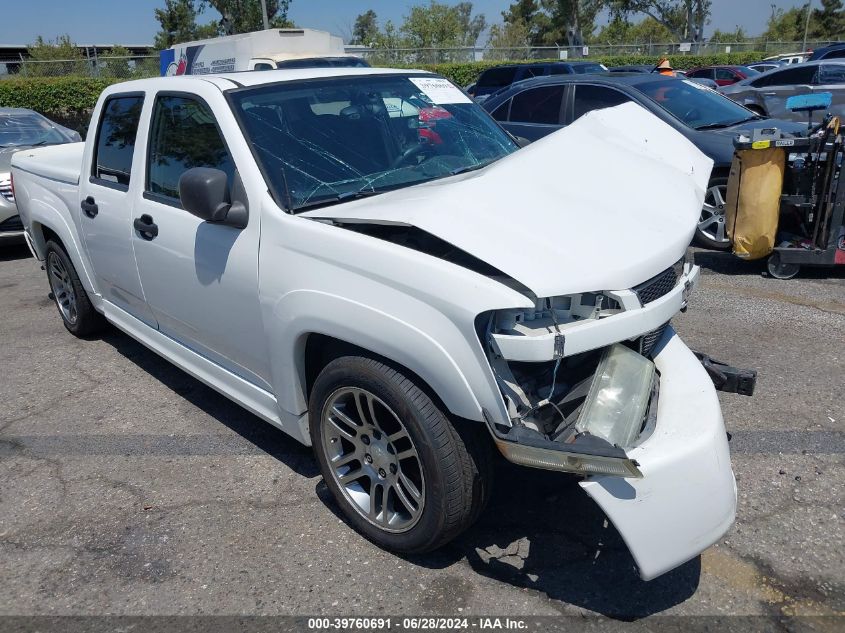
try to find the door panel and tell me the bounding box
[132,93,271,389]
[79,94,157,326]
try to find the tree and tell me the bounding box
[708,26,749,43]
[352,9,380,45]
[609,1,711,42]
[762,7,810,42]
[501,0,546,45]
[154,0,203,49]
[25,35,88,77]
[455,2,487,46]
[202,0,294,35]
[812,0,845,40]
[400,1,486,48]
[538,0,604,46]
[486,19,532,57]
[593,15,674,44]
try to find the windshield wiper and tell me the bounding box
[695,116,762,131]
[449,159,496,177]
[294,188,384,213]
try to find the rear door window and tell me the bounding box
[754,65,817,87]
[92,95,144,188]
[573,84,633,120]
[146,95,235,203]
[689,69,715,80]
[715,68,737,82]
[818,64,845,84]
[477,66,518,88]
[508,85,564,124]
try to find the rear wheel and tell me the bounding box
[695,177,732,250]
[44,240,105,336]
[310,356,492,553]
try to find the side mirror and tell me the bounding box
[178,167,248,229]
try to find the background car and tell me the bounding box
[1,108,80,243]
[719,61,845,120]
[469,61,607,103]
[747,61,787,73]
[763,52,810,65]
[686,65,760,86]
[608,64,654,73]
[482,74,805,250]
[807,43,845,61]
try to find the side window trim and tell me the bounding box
[144,91,236,210]
[90,91,145,192]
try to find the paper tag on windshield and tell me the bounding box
[410,77,472,104]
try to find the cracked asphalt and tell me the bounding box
[0,243,843,623]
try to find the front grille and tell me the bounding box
[633,266,677,305]
[0,179,14,204]
[638,321,670,356]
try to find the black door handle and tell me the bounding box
[81,196,98,218]
[133,214,159,240]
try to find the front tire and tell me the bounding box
[44,240,105,336]
[695,176,732,250]
[309,356,492,553]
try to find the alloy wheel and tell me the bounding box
[698,183,731,245]
[320,387,425,533]
[47,252,78,325]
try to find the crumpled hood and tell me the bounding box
[302,102,713,298]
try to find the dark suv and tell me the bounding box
[469,61,607,103]
[808,43,845,61]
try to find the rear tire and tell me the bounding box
[44,240,105,336]
[309,355,492,553]
[695,176,732,251]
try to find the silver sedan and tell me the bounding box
[719,61,845,121]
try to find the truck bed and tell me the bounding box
[11,142,84,184]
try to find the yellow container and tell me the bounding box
[725,146,786,260]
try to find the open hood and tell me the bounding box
[301,103,713,298]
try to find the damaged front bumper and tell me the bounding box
[579,327,737,580]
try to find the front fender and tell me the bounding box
[267,289,502,425]
[13,170,98,301]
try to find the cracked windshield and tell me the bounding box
[230,74,518,211]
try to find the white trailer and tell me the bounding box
[159,28,366,75]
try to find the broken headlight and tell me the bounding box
[574,344,656,448]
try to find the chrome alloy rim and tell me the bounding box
[47,252,78,325]
[698,183,730,245]
[320,387,425,533]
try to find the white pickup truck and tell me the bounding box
[11,68,753,581]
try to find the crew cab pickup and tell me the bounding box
[11,68,747,581]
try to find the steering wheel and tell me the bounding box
[392,143,437,169]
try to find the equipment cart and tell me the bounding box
[726,94,844,279]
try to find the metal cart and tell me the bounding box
[727,96,844,280]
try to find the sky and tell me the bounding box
[0,0,823,46]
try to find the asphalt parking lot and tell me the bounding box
[0,243,843,623]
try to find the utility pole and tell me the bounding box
[802,0,812,53]
[260,0,270,30]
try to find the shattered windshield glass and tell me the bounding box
[229,74,518,211]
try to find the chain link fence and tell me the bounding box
[0,39,839,78]
[0,55,159,79]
